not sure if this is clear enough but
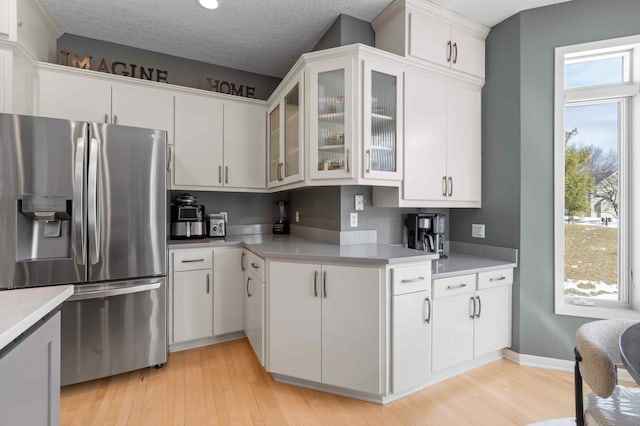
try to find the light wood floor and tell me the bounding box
[61,339,577,425]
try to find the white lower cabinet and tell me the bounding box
[212,248,244,336]
[243,250,265,365]
[431,269,513,373]
[269,261,382,394]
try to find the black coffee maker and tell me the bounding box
[273,201,290,234]
[406,213,447,258]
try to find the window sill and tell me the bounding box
[555,304,640,320]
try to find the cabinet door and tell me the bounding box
[408,11,451,68]
[474,285,511,357]
[267,103,281,187]
[392,291,431,393]
[432,293,474,372]
[282,77,304,184]
[403,71,447,201]
[38,69,111,123]
[269,261,321,382]
[213,248,244,336]
[173,269,213,343]
[173,93,223,188]
[321,265,382,394]
[446,85,481,203]
[245,274,264,365]
[111,84,174,138]
[451,29,485,78]
[363,59,403,181]
[224,102,266,189]
[309,57,355,180]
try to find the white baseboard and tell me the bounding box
[169,331,245,353]
[503,349,635,383]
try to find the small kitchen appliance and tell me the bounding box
[208,213,226,237]
[171,193,207,239]
[273,200,290,234]
[406,213,447,258]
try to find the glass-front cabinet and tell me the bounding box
[309,57,355,180]
[362,60,403,180]
[268,75,304,188]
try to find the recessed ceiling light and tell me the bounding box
[197,0,219,10]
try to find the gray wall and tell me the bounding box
[312,14,375,51]
[451,0,640,360]
[287,187,342,231]
[57,34,281,100]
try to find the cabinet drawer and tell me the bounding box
[173,249,213,271]
[245,250,265,281]
[392,264,431,295]
[433,274,475,299]
[477,268,513,290]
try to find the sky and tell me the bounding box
[563,56,621,154]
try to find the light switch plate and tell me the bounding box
[350,212,358,227]
[295,211,300,222]
[472,224,485,238]
[355,194,365,211]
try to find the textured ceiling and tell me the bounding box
[41,0,572,78]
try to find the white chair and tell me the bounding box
[574,319,640,425]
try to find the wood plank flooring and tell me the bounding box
[61,339,577,425]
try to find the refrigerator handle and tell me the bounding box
[88,137,101,265]
[73,136,87,265]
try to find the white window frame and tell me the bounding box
[554,34,640,320]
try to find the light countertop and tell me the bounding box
[0,285,74,350]
[432,252,517,278]
[169,235,438,265]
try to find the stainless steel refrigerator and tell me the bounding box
[0,113,167,385]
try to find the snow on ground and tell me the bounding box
[564,279,618,300]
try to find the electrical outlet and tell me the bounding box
[355,194,365,211]
[472,224,485,238]
[220,212,228,223]
[350,212,358,227]
[295,211,300,223]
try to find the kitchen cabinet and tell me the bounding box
[431,268,512,373]
[268,74,304,188]
[0,0,12,40]
[269,260,382,394]
[173,93,266,190]
[242,250,265,364]
[169,248,214,345]
[391,264,431,393]
[38,68,174,138]
[212,247,244,336]
[402,70,481,205]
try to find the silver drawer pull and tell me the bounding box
[251,262,260,269]
[181,258,204,263]
[401,276,425,284]
[446,283,467,290]
[489,276,507,282]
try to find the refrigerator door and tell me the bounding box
[60,277,167,385]
[0,114,86,289]
[87,123,166,282]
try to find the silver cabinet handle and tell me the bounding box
[475,296,481,319]
[469,296,476,319]
[181,258,204,263]
[276,163,281,181]
[448,176,453,197]
[424,297,431,324]
[401,276,425,284]
[218,165,222,183]
[247,277,252,297]
[313,270,318,297]
[87,137,100,265]
[446,283,467,290]
[366,149,371,173]
[241,252,246,271]
[442,176,447,196]
[251,262,259,269]
[225,166,229,184]
[453,42,458,64]
[280,162,285,180]
[206,273,210,294]
[323,271,327,298]
[346,148,350,173]
[113,114,118,125]
[104,113,109,124]
[489,276,507,282]
[73,135,87,266]
[447,40,452,62]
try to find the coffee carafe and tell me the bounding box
[406,213,447,258]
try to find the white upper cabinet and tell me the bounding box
[268,74,304,188]
[224,101,266,189]
[173,93,224,188]
[111,84,174,136]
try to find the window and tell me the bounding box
[554,36,640,319]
